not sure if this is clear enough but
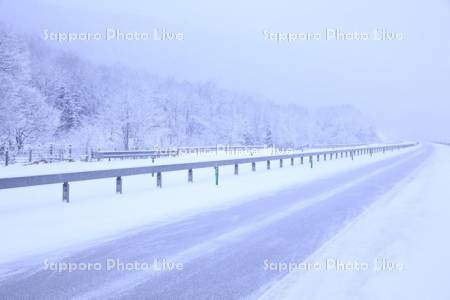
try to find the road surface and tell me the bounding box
[0,145,430,299]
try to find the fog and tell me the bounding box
[1,0,449,141]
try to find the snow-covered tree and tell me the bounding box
[0,23,380,150]
[0,23,57,149]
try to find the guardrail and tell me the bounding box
[91,149,179,161]
[90,146,271,161]
[0,143,417,203]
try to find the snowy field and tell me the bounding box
[0,145,416,267]
[260,143,450,299]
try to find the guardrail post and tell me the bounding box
[351,151,354,160]
[301,156,304,165]
[290,157,294,166]
[62,182,69,203]
[335,152,338,159]
[234,164,238,175]
[157,172,162,188]
[330,153,333,160]
[5,149,9,166]
[69,145,72,160]
[267,160,271,170]
[316,155,319,162]
[309,156,313,168]
[279,159,283,168]
[252,162,256,172]
[214,166,219,185]
[324,154,326,161]
[188,169,193,182]
[28,149,32,163]
[116,176,122,194]
[341,152,343,158]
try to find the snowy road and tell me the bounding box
[0,145,430,299]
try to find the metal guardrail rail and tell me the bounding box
[0,143,417,202]
[91,146,271,161]
[91,149,179,160]
[88,145,269,161]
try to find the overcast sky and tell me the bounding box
[1,0,449,141]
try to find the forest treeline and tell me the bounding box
[0,23,378,150]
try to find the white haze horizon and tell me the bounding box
[1,0,449,142]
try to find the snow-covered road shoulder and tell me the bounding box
[260,143,450,300]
